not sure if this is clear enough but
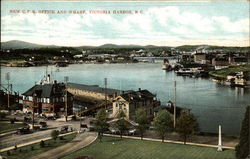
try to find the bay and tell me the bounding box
[1,63,249,134]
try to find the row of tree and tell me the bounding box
[94,108,198,144]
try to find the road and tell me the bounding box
[0,115,95,150]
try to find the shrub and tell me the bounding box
[0,112,7,120]
[51,130,60,140]
[7,150,11,156]
[30,146,34,151]
[10,104,20,110]
[10,119,15,124]
[40,140,45,148]
[59,136,64,140]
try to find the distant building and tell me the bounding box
[22,81,73,117]
[112,89,160,121]
[226,71,247,86]
[0,90,20,108]
[181,53,193,62]
[194,53,206,64]
[212,57,229,67]
[232,57,248,65]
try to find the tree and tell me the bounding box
[176,111,198,145]
[0,112,7,120]
[9,104,20,110]
[115,110,129,139]
[153,110,173,142]
[236,105,250,159]
[51,130,59,140]
[95,108,109,142]
[135,108,148,140]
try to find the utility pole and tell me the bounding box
[174,81,177,129]
[64,76,69,122]
[0,61,1,90]
[32,93,37,130]
[104,78,107,110]
[6,72,10,110]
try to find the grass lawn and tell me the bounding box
[209,65,250,79]
[0,122,25,133]
[0,133,76,159]
[63,136,236,159]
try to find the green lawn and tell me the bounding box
[209,65,250,79]
[63,136,235,159]
[0,122,25,133]
[0,133,76,159]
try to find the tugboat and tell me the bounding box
[162,58,171,70]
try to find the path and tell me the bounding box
[30,132,97,159]
[104,134,235,150]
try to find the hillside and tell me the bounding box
[1,40,249,51]
[0,40,58,50]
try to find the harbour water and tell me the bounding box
[1,62,249,134]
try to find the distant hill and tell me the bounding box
[97,44,167,49]
[175,45,250,52]
[0,41,170,50]
[1,40,249,51]
[0,40,58,50]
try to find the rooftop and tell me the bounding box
[67,82,121,96]
[119,89,155,102]
[22,83,67,98]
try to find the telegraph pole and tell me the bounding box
[32,93,37,130]
[64,76,69,122]
[174,81,177,129]
[0,61,1,90]
[6,72,10,110]
[104,78,107,110]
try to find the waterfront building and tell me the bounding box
[226,71,248,86]
[194,53,206,64]
[22,81,73,117]
[67,83,120,101]
[112,89,161,121]
[0,90,20,108]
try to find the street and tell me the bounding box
[0,114,94,150]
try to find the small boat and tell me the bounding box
[162,58,171,70]
[175,68,196,76]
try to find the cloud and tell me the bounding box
[1,6,249,46]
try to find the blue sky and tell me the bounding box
[1,1,249,46]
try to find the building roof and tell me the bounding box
[118,89,155,102]
[22,83,67,98]
[67,82,121,96]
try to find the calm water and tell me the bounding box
[1,63,249,134]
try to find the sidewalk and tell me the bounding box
[0,131,16,138]
[0,131,76,153]
[103,134,235,150]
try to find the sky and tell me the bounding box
[1,1,249,47]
